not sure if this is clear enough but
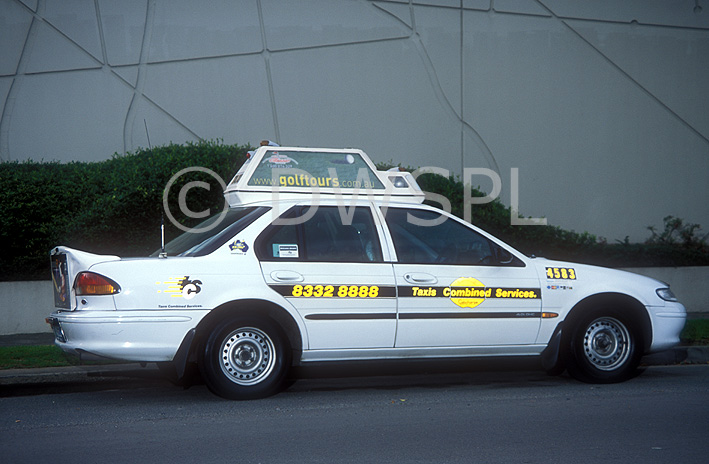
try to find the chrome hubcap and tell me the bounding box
[582,317,631,371]
[219,328,276,385]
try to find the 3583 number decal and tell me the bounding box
[545,267,576,280]
[291,284,380,298]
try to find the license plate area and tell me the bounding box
[51,253,71,309]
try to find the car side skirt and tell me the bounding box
[300,345,546,363]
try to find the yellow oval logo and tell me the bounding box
[446,277,490,308]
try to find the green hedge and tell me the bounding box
[0,141,248,280]
[1,142,707,281]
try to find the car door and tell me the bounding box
[381,206,542,347]
[257,204,397,350]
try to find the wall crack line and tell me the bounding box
[0,0,44,161]
[122,0,201,155]
[94,0,109,68]
[257,0,280,144]
[536,0,709,146]
[371,1,500,175]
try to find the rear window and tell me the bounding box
[152,207,268,257]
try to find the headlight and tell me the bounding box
[656,287,678,302]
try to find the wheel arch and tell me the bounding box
[563,292,652,353]
[189,299,304,367]
[542,292,652,375]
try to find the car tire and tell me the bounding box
[566,308,642,384]
[200,316,291,400]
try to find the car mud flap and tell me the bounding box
[541,322,565,374]
[172,328,197,381]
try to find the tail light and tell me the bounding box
[75,272,121,295]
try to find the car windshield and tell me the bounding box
[151,207,269,257]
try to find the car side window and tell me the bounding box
[384,208,511,266]
[262,214,300,260]
[257,206,383,263]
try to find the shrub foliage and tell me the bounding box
[1,142,707,281]
[1,141,248,280]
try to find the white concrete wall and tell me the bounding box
[1,267,706,335]
[1,0,708,242]
[0,280,54,335]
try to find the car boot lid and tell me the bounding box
[52,246,121,270]
[51,246,121,310]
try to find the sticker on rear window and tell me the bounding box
[273,244,299,258]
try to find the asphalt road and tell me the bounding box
[2,364,708,464]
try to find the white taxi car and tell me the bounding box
[47,146,686,399]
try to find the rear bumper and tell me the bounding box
[46,309,208,362]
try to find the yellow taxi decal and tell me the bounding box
[545,267,576,280]
[271,284,396,299]
[156,276,203,300]
[399,277,540,309]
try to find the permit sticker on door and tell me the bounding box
[273,244,299,258]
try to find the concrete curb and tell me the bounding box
[1,346,707,388]
[641,345,709,366]
[0,363,162,387]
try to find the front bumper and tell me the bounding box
[647,301,687,353]
[46,309,209,362]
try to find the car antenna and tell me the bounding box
[145,119,167,258]
[159,213,167,258]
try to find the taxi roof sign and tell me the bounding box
[224,146,425,205]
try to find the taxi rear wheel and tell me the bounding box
[566,309,642,383]
[200,316,290,400]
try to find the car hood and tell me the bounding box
[531,257,669,307]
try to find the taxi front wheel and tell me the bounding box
[566,309,642,384]
[200,316,291,400]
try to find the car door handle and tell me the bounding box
[404,273,438,285]
[271,270,304,282]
